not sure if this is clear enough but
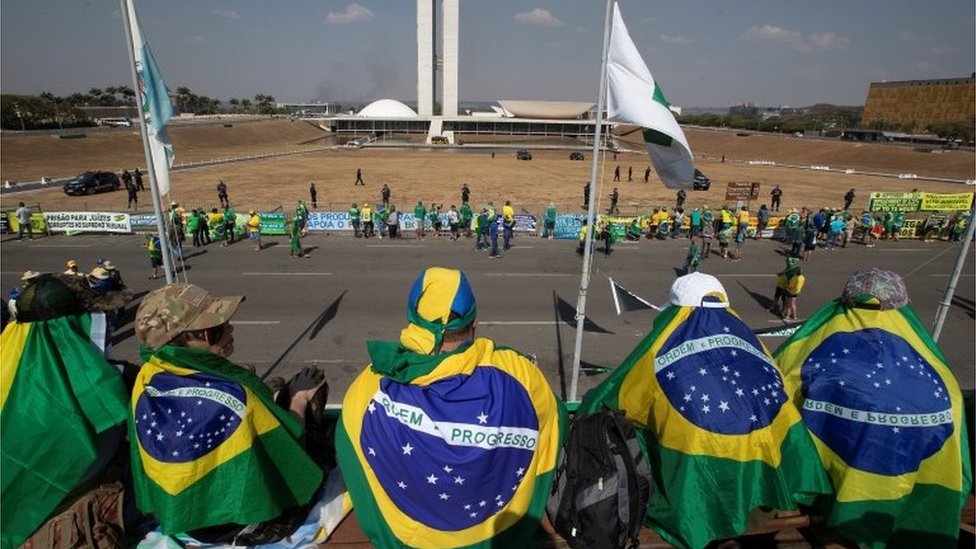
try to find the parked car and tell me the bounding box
[516,149,532,160]
[692,169,711,191]
[63,171,122,196]
[569,151,584,161]
[96,117,132,128]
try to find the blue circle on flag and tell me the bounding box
[134,372,246,463]
[360,367,539,531]
[800,328,953,476]
[656,309,786,435]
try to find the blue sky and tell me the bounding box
[2,1,973,107]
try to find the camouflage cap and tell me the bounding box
[135,283,244,349]
[16,274,134,322]
[841,268,909,310]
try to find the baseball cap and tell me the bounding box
[102,261,117,270]
[16,274,133,322]
[21,270,40,281]
[666,272,729,308]
[841,268,908,310]
[66,260,78,268]
[90,267,110,280]
[136,283,244,349]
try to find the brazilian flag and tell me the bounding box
[1,313,128,549]
[579,304,830,549]
[129,345,322,534]
[774,300,972,547]
[336,338,567,548]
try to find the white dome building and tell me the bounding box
[357,99,418,118]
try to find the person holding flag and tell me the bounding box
[774,268,971,547]
[1,274,134,548]
[578,272,830,548]
[129,283,334,544]
[336,267,567,548]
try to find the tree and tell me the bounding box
[253,93,275,114]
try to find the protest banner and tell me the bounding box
[129,214,158,233]
[555,214,582,240]
[307,212,352,231]
[868,192,921,212]
[259,212,286,235]
[6,212,48,234]
[44,212,130,233]
[920,192,974,212]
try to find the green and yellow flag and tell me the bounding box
[774,300,971,548]
[580,304,830,549]
[1,314,128,548]
[129,345,322,534]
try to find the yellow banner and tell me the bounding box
[920,192,974,212]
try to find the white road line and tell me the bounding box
[479,321,561,326]
[29,244,92,248]
[231,320,281,325]
[241,272,332,276]
[872,248,928,252]
[484,273,573,277]
[365,244,425,248]
[930,273,975,277]
[714,273,775,277]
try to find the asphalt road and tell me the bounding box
[2,230,973,402]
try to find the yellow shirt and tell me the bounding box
[502,205,515,222]
[737,210,750,224]
[207,212,224,226]
[247,214,261,233]
[361,206,372,222]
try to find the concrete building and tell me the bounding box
[417,0,458,117]
[862,75,975,133]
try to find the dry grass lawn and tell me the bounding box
[2,119,973,215]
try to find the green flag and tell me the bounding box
[1,314,128,548]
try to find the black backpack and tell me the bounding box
[547,409,652,549]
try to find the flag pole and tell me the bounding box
[932,201,975,342]
[569,0,614,403]
[120,0,175,284]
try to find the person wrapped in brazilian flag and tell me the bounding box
[129,283,330,544]
[1,273,133,548]
[579,272,830,549]
[774,268,971,548]
[336,267,567,549]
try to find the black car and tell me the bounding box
[569,151,584,161]
[63,171,122,196]
[516,149,532,160]
[692,169,711,191]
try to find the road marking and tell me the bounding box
[30,244,92,248]
[714,273,775,277]
[231,320,281,325]
[484,273,573,277]
[365,244,426,248]
[872,248,928,252]
[479,321,562,326]
[241,272,332,276]
[930,273,975,277]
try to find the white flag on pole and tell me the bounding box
[607,2,694,189]
[125,0,174,196]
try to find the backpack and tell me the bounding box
[547,410,652,549]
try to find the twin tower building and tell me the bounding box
[417,0,459,117]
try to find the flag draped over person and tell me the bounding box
[336,267,567,548]
[607,2,694,190]
[128,344,323,534]
[124,0,174,196]
[1,276,130,548]
[579,273,830,549]
[774,268,971,548]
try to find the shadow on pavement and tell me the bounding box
[737,280,775,312]
[262,290,346,380]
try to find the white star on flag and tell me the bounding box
[398,481,407,489]
[402,443,414,455]
[719,401,730,412]
[455,476,466,485]
[477,412,489,424]
[368,447,376,456]
[439,493,450,500]
[443,465,453,473]
[368,401,376,413]
[427,474,439,484]
[701,404,710,414]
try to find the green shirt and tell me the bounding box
[414,204,426,219]
[224,208,236,227]
[349,207,360,220]
[460,204,473,222]
[545,206,557,222]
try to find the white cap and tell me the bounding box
[667,272,729,308]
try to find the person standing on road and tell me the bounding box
[843,188,856,210]
[354,168,365,186]
[309,182,318,209]
[381,183,391,206]
[582,182,590,209]
[386,205,399,238]
[460,202,473,238]
[613,165,621,182]
[447,205,460,240]
[15,202,32,241]
[607,187,620,214]
[223,205,237,246]
[755,204,770,239]
[361,203,373,238]
[288,214,308,258]
[145,235,163,280]
[489,215,502,258]
[187,209,201,247]
[126,180,139,209]
[414,201,426,240]
[676,188,687,210]
[246,210,262,251]
[475,208,489,250]
[770,185,783,212]
[627,166,632,182]
[461,183,470,205]
[217,179,230,208]
[121,169,133,190]
[134,168,144,191]
[349,203,361,238]
[502,200,515,250]
[643,166,651,184]
[542,202,557,239]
